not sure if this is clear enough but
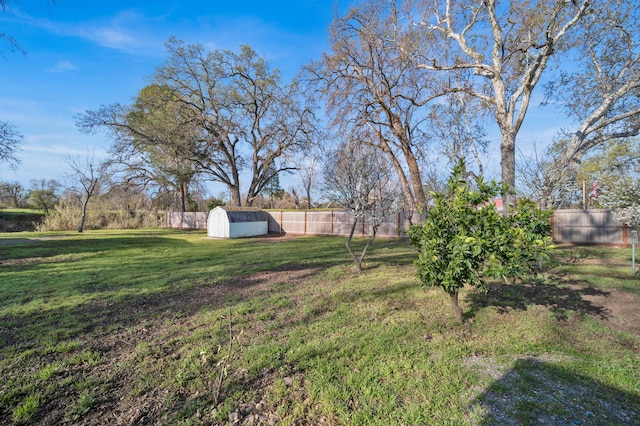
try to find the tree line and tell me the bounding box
[1,0,639,230]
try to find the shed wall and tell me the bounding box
[207,209,230,238]
[229,222,268,238]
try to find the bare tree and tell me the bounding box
[64,153,110,233]
[541,0,640,196]
[0,0,25,57]
[309,1,440,212]
[412,0,591,205]
[323,137,401,271]
[77,84,204,213]
[0,120,23,170]
[426,92,488,179]
[153,39,315,207]
[288,143,323,210]
[289,187,301,209]
[0,181,26,207]
[516,142,580,208]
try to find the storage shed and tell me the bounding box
[207,206,269,238]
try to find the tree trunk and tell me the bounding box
[345,217,362,271]
[230,185,242,207]
[292,189,300,209]
[78,201,88,233]
[500,131,517,208]
[305,179,312,210]
[369,126,416,212]
[357,226,378,270]
[345,218,378,272]
[390,113,427,209]
[406,153,427,210]
[380,148,415,211]
[449,291,463,323]
[179,182,187,213]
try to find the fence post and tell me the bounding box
[331,210,334,236]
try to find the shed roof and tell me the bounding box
[214,206,270,223]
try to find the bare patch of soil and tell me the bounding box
[467,279,640,338]
[567,282,640,336]
[465,276,640,425]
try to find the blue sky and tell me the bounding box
[0,0,345,193]
[0,0,567,196]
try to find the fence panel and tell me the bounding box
[552,209,624,245]
[306,211,333,236]
[281,212,306,234]
[165,212,208,230]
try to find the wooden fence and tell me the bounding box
[166,210,422,238]
[263,210,423,238]
[551,209,634,246]
[165,209,636,246]
[165,212,207,230]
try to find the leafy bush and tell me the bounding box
[408,161,554,322]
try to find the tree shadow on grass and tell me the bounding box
[465,278,612,321]
[469,357,640,425]
[0,263,326,350]
[0,234,192,265]
[0,233,372,425]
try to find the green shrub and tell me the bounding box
[408,160,554,322]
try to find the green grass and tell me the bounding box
[0,208,45,215]
[0,230,639,425]
[551,245,640,293]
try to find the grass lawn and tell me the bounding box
[1,229,639,425]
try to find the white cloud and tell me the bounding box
[48,60,77,73]
[93,28,136,49]
[74,10,151,51]
[9,8,164,55]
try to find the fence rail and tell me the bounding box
[165,209,635,246]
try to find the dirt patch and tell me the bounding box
[464,276,640,425]
[569,282,640,336]
[467,278,640,338]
